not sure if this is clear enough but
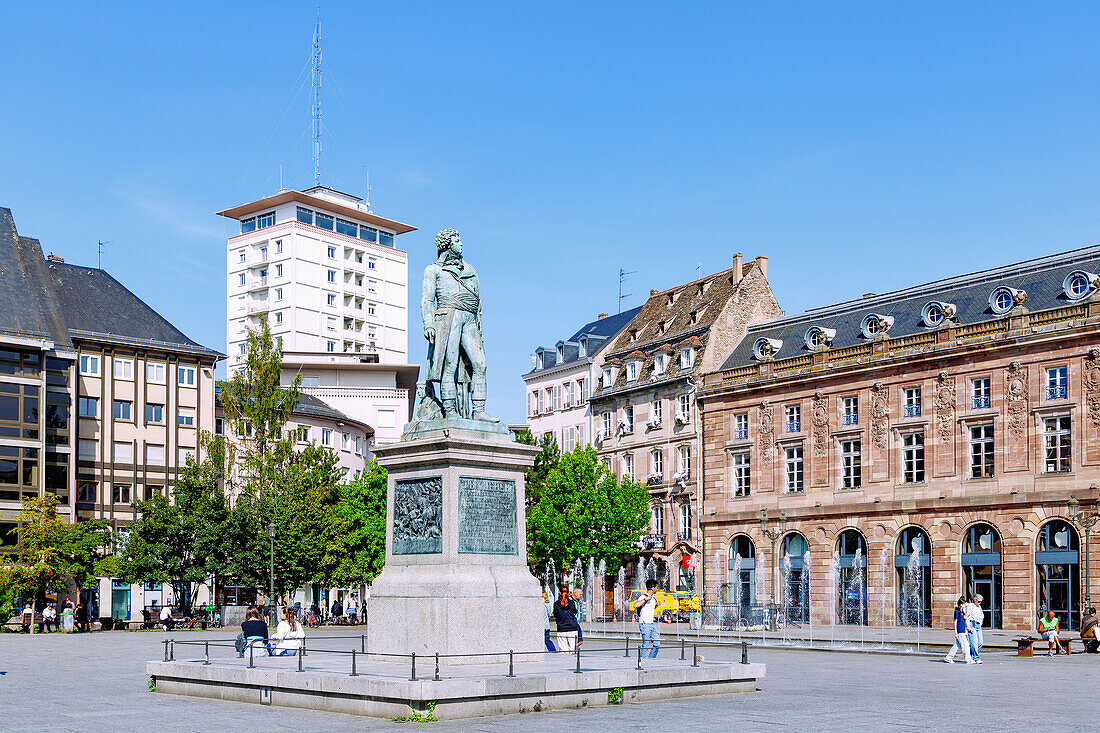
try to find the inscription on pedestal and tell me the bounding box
[393,477,443,555]
[458,476,517,555]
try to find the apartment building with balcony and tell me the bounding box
[700,246,1100,631]
[589,256,781,589]
[523,308,640,451]
[219,186,419,443]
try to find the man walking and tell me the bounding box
[634,579,661,658]
[965,595,984,664]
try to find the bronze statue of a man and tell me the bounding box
[420,228,498,422]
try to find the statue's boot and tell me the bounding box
[471,399,500,423]
[442,399,457,418]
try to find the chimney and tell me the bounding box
[863,293,875,299]
[597,313,608,320]
[754,255,767,280]
[732,253,743,284]
[650,288,659,297]
[47,253,64,263]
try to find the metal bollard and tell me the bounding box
[248,644,255,669]
[163,640,169,662]
[741,641,749,664]
[409,652,417,681]
[297,649,303,672]
[434,652,440,681]
[300,639,306,658]
[692,643,698,667]
[507,650,515,677]
[361,634,365,653]
[169,639,175,661]
[636,643,642,670]
[624,636,630,657]
[681,638,686,661]
[204,641,210,665]
[574,644,581,674]
[351,649,358,677]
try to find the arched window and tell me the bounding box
[895,527,931,627]
[836,529,868,625]
[962,523,1003,629]
[1036,520,1080,630]
[781,532,810,624]
[724,535,756,611]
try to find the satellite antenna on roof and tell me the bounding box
[311,10,323,186]
[617,268,635,313]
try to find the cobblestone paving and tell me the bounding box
[1,628,1095,732]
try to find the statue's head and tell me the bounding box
[436,228,462,258]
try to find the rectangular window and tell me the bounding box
[578,378,587,403]
[785,404,801,432]
[680,348,695,369]
[360,226,378,243]
[562,426,576,452]
[603,367,613,388]
[367,304,376,316]
[677,394,690,422]
[322,428,333,446]
[902,433,925,483]
[841,439,862,489]
[651,399,662,424]
[145,404,163,424]
[177,408,195,427]
[296,206,313,225]
[326,341,335,352]
[624,405,634,433]
[178,447,195,465]
[336,218,358,237]
[368,258,377,269]
[77,481,97,503]
[274,311,283,325]
[113,358,133,381]
[904,387,922,417]
[275,239,283,253]
[240,217,256,234]
[842,396,858,425]
[654,353,667,375]
[623,454,634,480]
[144,485,163,501]
[1047,367,1068,400]
[146,362,165,384]
[576,423,585,446]
[552,385,562,411]
[297,426,310,443]
[677,445,690,477]
[969,425,994,478]
[651,505,664,536]
[734,413,748,440]
[112,400,131,421]
[651,449,663,477]
[972,378,991,409]
[78,397,98,418]
[145,444,165,466]
[379,232,394,247]
[1043,416,1071,473]
[563,382,573,408]
[78,439,98,462]
[679,503,691,539]
[178,367,196,386]
[113,441,133,463]
[274,287,283,301]
[112,484,131,504]
[327,246,336,259]
[784,446,804,493]
[256,211,275,229]
[238,273,246,286]
[627,362,638,381]
[602,411,612,437]
[79,354,99,376]
[327,293,337,307]
[314,212,334,230]
[732,452,750,497]
[275,263,283,277]
[341,432,350,450]
[355,435,362,454]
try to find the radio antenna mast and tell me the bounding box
[617,268,636,313]
[311,11,323,186]
[97,240,110,269]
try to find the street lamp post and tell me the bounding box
[759,509,787,632]
[1068,491,1100,612]
[268,523,276,622]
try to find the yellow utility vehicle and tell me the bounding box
[627,589,701,623]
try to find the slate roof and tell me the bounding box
[720,243,1100,371]
[525,306,642,376]
[0,208,71,348]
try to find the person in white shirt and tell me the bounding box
[269,607,305,656]
[159,603,173,631]
[345,596,358,625]
[964,595,984,664]
[633,579,661,658]
[42,604,57,632]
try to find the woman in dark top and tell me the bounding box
[552,585,580,651]
[241,607,268,642]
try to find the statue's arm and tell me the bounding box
[421,265,437,341]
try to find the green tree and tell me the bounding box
[6,494,113,608]
[119,455,230,615]
[516,429,560,507]
[330,461,388,585]
[527,445,649,573]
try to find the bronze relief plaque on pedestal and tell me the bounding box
[393,477,443,554]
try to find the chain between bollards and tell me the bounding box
[410,652,417,681]
[434,652,440,681]
[248,644,254,669]
[741,641,749,664]
[507,650,515,677]
[692,643,698,667]
[351,649,358,677]
[203,641,210,665]
[574,644,581,674]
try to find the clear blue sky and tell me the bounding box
[3,3,1100,423]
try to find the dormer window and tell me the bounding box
[860,314,894,339]
[578,336,588,358]
[689,310,699,325]
[629,329,639,342]
[602,367,614,388]
[657,321,667,334]
[666,292,676,306]
[804,327,835,351]
[753,338,782,360]
[627,361,640,381]
[680,347,696,369]
[654,353,668,376]
[535,349,545,370]
[556,341,565,364]
[921,301,957,328]
[989,286,1026,314]
[1063,270,1099,301]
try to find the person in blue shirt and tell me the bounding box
[944,597,974,664]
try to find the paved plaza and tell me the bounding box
[2,628,1097,731]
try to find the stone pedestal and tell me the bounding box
[367,428,543,664]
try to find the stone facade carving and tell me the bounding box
[1005,360,1029,438]
[935,371,955,444]
[392,476,443,554]
[1085,348,1100,430]
[758,399,774,464]
[870,381,889,449]
[811,390,829,458]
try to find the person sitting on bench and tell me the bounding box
[1038,609,1065,656]
[235,606,269,655]
[1081,606,1099,654]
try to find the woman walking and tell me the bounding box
[944,598,974,664]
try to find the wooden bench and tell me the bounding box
[1015,636,1072,656]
